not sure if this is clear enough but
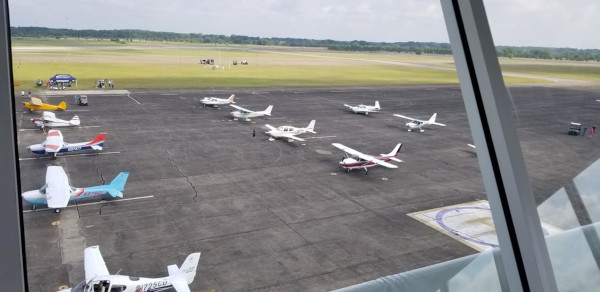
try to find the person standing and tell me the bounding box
[252,129,256,138]
[590,126,596,138]
[21,90,24,97]
[28,91,31,98]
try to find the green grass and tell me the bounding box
[10,38,549,90]
[500,63,600,82]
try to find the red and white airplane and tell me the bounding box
[332,143,402,174]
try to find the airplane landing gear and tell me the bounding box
[346,169,350,173]
[420,129,425,132]
[408,129,412,132]
[31,205,37,210]
[365,112,368,115]
[54,208,61,213]
[364,168,369,175]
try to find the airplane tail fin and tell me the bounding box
[168,252,201,285]
[70,115,81,126]
[428,113,437,124]
[264,105,273,116]
[228,94,235,103]
[108,172,129,192]
[374,101,381,110]
[58,101,67,110]
[384,143,402,157]
[306,120,316,133]
[86,133,107,149]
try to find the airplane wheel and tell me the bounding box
[52,156,57,160]
[365,171,369,175]
[32,205,36,210]
[55,208,61,213]
[346,169,350,173]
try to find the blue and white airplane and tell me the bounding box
[27,130,106,159]
[22,166,129,213]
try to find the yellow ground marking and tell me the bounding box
[52,221,60,226]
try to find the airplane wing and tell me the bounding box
[31,97,43,106]
[279,133,305,141]
[430,122,447,127]
[42,111,56,120]
[343,104,353,108]
[45,166,71,208]
[45,130,64,153]
[84,246,110,283]
[393,114,425,123]
[264,124,277,131]
[171,280,191,292]
[332,143,397,168]
[230,104,253,113]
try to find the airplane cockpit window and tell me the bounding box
[70,186,77,193]
[38,184,47,194]
[86,280,110,292]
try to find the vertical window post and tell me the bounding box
[440,0,558,291]
[0,1,26,291]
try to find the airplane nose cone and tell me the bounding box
[22,190,37,200]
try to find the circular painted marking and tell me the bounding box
[435,206,499,248]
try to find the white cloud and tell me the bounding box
[7,0,600,48]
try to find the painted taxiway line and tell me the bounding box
[127,94,141,104]
[19,126,100,131]
[19,129,40,132]
[66,110,91,112]
[19,152,121,161]
[308,136,337,139]
[22,195,155,213]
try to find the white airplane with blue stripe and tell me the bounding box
[22,166,129,213]
[59,245,200,292]
[27,130,106,159]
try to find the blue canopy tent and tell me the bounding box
[49,74,77,88]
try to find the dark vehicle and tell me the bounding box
[569,122,582,135]
[35,79,43,86]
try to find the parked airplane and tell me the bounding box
[332,143,402,174]
[393,113,446,132]
[230,104,273,121]
[23,97,67,112]
[201,94,235,107]
[32,111,80,129]
[344,101,380,115]
[59,245,200,292]
[28,130,106,159]
[22,166,129,212]
[265,120,316,142]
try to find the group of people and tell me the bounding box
[582,125,596,138]
[97,79,115,88]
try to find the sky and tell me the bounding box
[8,0,600,49]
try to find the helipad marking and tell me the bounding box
[408,200,562,252]
[22,195,154,213]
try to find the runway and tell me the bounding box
[17,84,600,291]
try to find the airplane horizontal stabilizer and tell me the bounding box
[106,189,123,198]
[91,145,103,151]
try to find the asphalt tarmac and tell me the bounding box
[16,84,600,291]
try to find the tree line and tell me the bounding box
[11,27,600,61]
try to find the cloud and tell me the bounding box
[8,0,600,48]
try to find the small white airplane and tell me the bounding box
[31,111,80,129]
[393,113,446,132]
[265,120,316,142]
[201,94,235,107]
[332,143,402,174]
[22,166,129,212]
[344,101,380,115]
[230,104,273,121]
[27,130,106,159]
[59,245,200,292]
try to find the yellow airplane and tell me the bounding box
[23,97,67,112]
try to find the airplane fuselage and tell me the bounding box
[349,105,379,114]
[406,121,426,132]
[32,118,77,128]
[267,126,308,138]
[23,103,64,112]
[22,185,117,206]
[68,275,173,292]
[28,141,104,155]
[231,111,265,120]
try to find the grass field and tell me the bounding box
[14,38,596,90]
